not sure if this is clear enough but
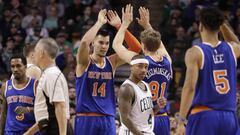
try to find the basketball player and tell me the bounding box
[112,6,172,135]
[118,55,152,135]
[23,43,42,80]
[75,5,141,135]
[10,43,42,80]
[0,55,37,135]
[176,7,240,135]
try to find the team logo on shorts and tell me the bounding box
[8,85,12,90]
[16,114,24,121]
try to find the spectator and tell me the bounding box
[25,26,42,43]
[75,6,96,32]
[46,0,65,17]
[65,0,85,23]
[1,37,15,74]
[66,70,76,86]
[69,87,76,105]
[9,0,26,16]
[56,45,72,71]
[21,6,42,29]
[63,53,76,76]
[43,7,58,32]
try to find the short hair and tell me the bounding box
[131,54,146,61]
[38,38,59,59]
[10,54,27,66]
[200,7,224,31]
[140,29,161,52]
[23,42,37,57]
[96,29,109,37]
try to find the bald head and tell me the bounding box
[37,38,59,59]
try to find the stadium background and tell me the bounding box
[0,0,239,134]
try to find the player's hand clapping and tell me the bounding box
[107,10,121,28]
[121,4,133,28]
[137,7,153,30]
[97,9,107,25]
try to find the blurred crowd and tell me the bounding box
[0,0,240,134]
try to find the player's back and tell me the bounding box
[192,41,237,111]
[144,55,172,114]
[5,78,36,132]
[75,57,115,116]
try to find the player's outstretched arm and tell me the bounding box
[0,83,7,135]
[107,10,142,53]
[220,22,240,58]
[137,7,153,30]
[137,7,172,63]
[118,84,143,135]
[220,22,240,44]
[112,4,137,65]
[76,9,107,76]
[176,47,201,135]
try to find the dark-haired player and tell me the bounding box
[75,5,142,135]
[176,7,240,135]
[118,55,153,135]
[112,6,172,135]
[0,55,37,135]
[10,43,42,80]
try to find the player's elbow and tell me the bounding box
[112,42,119,50]
[183,84,195,93]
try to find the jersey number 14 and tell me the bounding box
[92,82,106,97]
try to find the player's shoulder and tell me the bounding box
[119,83,135,100]
[185,46,203,66]
[187,46,202,58]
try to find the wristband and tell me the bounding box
[175,114,188,125]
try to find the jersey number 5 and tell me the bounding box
[213,70,230,94]
[92,82,106,97]
[149,81,166,101]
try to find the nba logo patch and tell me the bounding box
[8,85,12,90]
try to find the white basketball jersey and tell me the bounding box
[119,79,154,135]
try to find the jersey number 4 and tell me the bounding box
[149,81,166,101]
[213,70,230,94]
[92,82,106,97]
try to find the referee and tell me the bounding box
[26,38,70,135]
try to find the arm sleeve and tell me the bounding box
[124,30,142,53]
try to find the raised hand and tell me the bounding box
[136,7,152,30]
[121,4,133,28]
[107,10,121,28]
[97,9,107,25]
[157,97,167,109]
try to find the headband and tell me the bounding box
[130,58,149,65]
